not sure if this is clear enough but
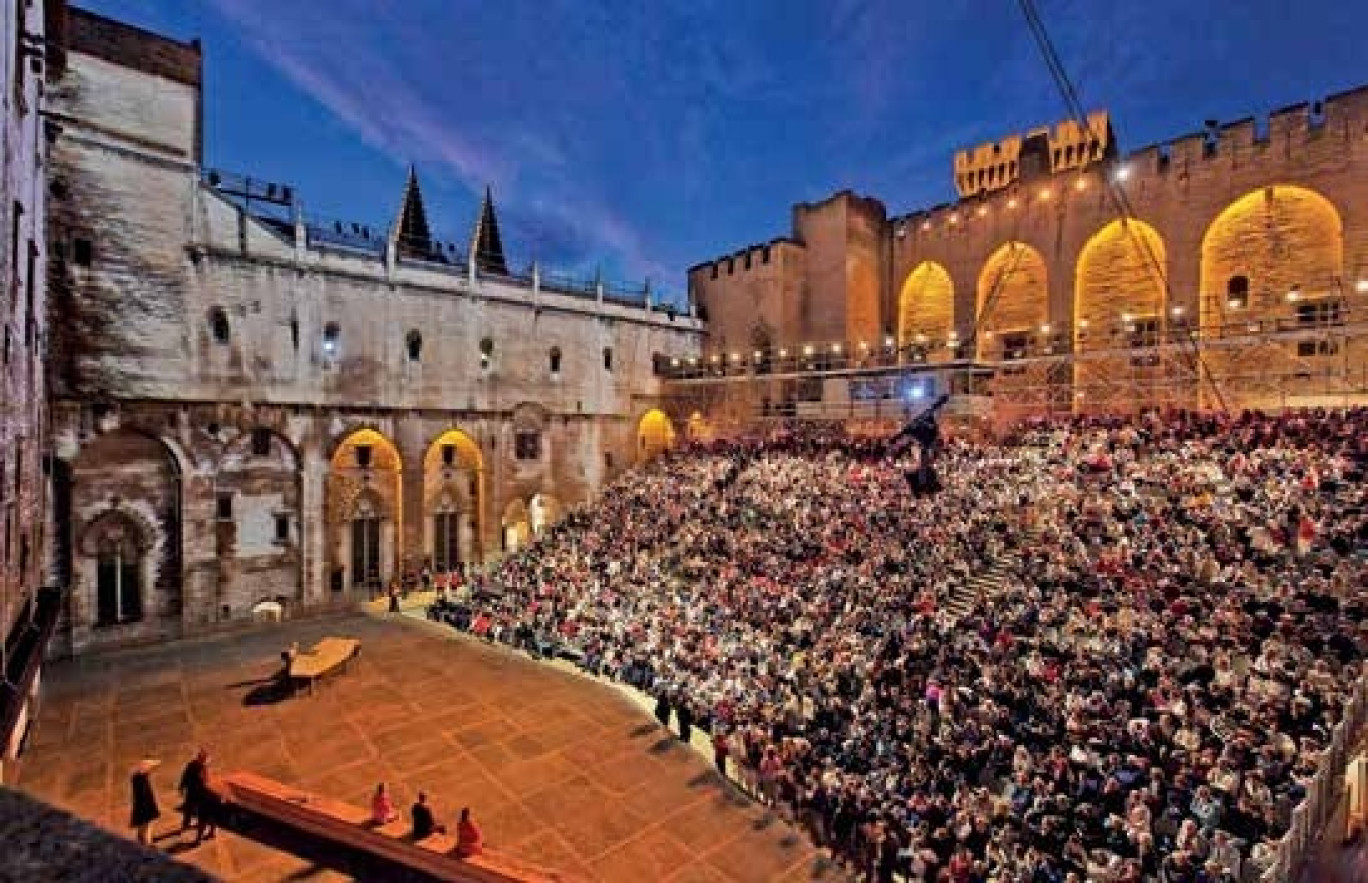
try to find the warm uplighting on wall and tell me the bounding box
[1074,178,1087,191]
[1038,188,1052,201]
[1007,198,1018,209]
[859,340,870,350]
[977,205,988,217]
[1357,279,1368,293]
[831,343,842,354]
[1286,285,1302,303]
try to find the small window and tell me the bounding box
[1297,339,1339,358]
[479,337,494,369]
[289,316,300,351]
[274,514,290,542]
[1001,332,1029,361]
[209,307,230,344]
[602,347,613,371]
[1296,300,1343,327]
[441,444,456,467]
[216,492,233,521]
[549,347,562,375]
[251,427,272,457]
[515,431,540,461]
[1226,275,1250,309]
[604,452,614,470]
[354,444,373,469]
[73,237,92,267]
[406,329,423,362]
[322,322,341,358]
[1129,317,1161,349]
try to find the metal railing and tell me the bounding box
[1257,668,1368,881]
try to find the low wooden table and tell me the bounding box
[219,771,573,882]
[288,637,361,695]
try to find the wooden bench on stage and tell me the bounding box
[219,771,571,882]
[288,637,361,695]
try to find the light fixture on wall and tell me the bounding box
[1356,279,1368,293]
[1114,165,1131,183]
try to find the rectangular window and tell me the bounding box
[1296,300,1343,328]
[441,444,456,467]
[251,427,272,457]
[1297,339,1340,358]
[216,492,233,521]
[354,444,373,469]
[73,237,92,267]
[1000,332,1029,361]
[24,240,36,345]
[515,432,540,461]
[1129,317,1161,349]
[10,202,22,286]
[274,514,290,542]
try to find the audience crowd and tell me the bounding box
[428,409,1368,882]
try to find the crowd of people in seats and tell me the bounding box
[426,408,1368,882]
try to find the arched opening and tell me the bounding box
[70,429,180,644]
[636,409,676,462]
[502,499,530,554]
[1199,186,1343,408]
[1074,218,1169,409]
[976,242,1049,361]
[897,262,954,361]
[327,428,402,595]
[208,307,230,344]
[528,493,562,537]
[423,429,483,570]
[92,514,145,626]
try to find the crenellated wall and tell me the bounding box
[689,85,1368,414]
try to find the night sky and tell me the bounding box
[83,0,1367,300]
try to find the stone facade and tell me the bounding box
[43,9,701,654]
[1,0,55,780]
[689,97,1368,417]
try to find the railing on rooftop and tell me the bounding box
[200,167,687,314]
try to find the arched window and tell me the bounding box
[406,329,423,362]
[602,347,613,371]
[208,307,230,344]
[322,322,341,357]
[96,530,142,626]
[1226,275,1250,309]
[549,346,562,375]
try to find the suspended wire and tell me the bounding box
[1016,0,1228,412]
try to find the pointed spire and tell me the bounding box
[469,185,508,276]
[390,165,438,262]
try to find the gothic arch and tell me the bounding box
[975,242,1049,360]
[423,428,484,568]
[1200,185,1343,329]
[326,428,402,593]
[1074,218,1168,345]
[636,409,676,462]
[897,262,954,356]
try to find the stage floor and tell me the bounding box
[12,611,832,882]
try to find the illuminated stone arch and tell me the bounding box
[422,428,484,568]
[327,427,402,593]
[637,409,676,462]
[897,262,954,354]
[1073,219,1169,410]
[502,499,531,554]
[528,493,563,537]
[1200,185,1342,328]
[976,242,1049,360]
[1075,218,1168,341]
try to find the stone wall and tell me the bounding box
[688,87,1368,413]
[1,0,54,777]
[43,11,703,653]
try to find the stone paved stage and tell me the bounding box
[12,612,834,882]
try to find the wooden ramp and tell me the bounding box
[219,771,577,883]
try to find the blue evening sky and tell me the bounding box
[83,0,1366,299]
